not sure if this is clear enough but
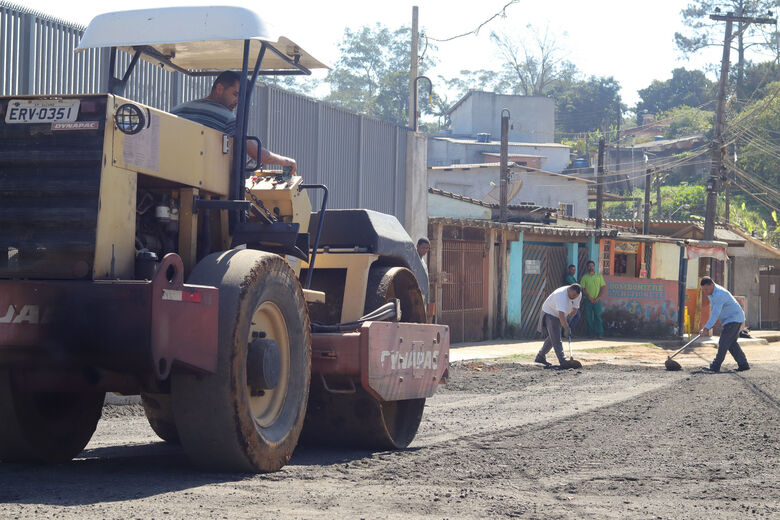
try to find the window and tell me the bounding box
[559,202,574,217]
[612,241,640,277]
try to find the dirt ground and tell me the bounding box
[1,342,778,519]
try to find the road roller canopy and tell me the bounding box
[76,6,329,74]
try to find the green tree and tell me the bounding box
[675,0,779,99]
[741,60,780,99]
[602,184,709,220]
[731,80,780,205]
[262,76,319,96]
[552,76,623,134]
[658,105,714,138]
[444,25,577,98]
[441,69,510,99]
[635,68,715,121]
[324,24,435,125]
[488,26,576,96]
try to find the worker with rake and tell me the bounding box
[700,276,750,373]
[535,284,583,369]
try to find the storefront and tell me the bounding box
[596,237,677,337]
[596,237,728,338]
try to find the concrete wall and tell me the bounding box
[428,194,492,220]
[428,166,589,218]
[404,132,428,243]
[507,238,524,331]
[428,138,570,173]
[686,260,699,290]
[449,92,555,143]
[730,241,780,329]
[651,242,681,281]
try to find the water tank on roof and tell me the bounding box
[476,133,491,143]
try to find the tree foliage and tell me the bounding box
[488,26,576,96]
[324,24,436,125]
[732,80,780,194]
[740,60,780,99]
[441,25,577,99]
[675,0,779,99]
[658,105,714,139]
[635,68,715,121]
[552,76,623,134]
[262,76,318,96]
[439,25,620,136]
[602,184,709,221]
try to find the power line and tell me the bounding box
[424,0,519,43]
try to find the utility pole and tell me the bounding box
[655,169,662,219]
[725,143,736,223]
[704,11,776,240]
[408,6,419,130]
[499,110,510,223]
[615,99,622,194]
[595,137,605,229]
[643,165,652,235]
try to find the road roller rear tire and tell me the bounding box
[0,370,105,463]
[141,392,179,444]
[302,265,427,449]
[172,249,311,472]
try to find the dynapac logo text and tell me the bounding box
[380,350,439,371]
[0,305,49,324]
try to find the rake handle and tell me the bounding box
[668,334,702,360]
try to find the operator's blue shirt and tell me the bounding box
[704,283,745,329]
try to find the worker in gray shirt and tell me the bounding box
[171,70,296,173]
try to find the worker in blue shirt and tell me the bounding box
[699,276,750,372]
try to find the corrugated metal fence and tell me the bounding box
[0,2,408,220]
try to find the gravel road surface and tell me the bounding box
[1,348,778,519]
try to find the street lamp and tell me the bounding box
[669,204,691,220]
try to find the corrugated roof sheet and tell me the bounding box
[428,187,494,208]
[427,187,556,211]
[629,135,705,151]
[429,163,594,184]
[429,217,618,238]
[431,136,570,148]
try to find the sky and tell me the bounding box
[17,0,778,108]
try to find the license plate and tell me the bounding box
[5,99,80,124]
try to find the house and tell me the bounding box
[621,112,666,142]
[426,216,615,342]
[428,163,593,219]
[446,91,554,143]
[429,91,570,173]
[423,184,608,342]
[668,223,780,329]
[423,194,724,340]
[594,234,728,337]
[557,216,780,330]
[428,137,571,172]
[428,187,555,224]
[607,135,708,192]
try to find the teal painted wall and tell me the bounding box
[566,242,578,278]
[588,236,598,265]
[507,234,524,330]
